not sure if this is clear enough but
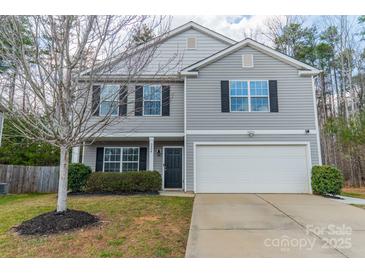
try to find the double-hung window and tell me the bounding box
[250,81,269,112]
[103,148,121,172]
[230,80,249,112]
[103,147,139,172]
[122,148,139,171]
[100,85,119,116]
[143,85,161,116]
[229,80,269,112]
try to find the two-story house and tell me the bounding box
[74,21,321,194]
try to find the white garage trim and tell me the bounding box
[187,130,317,135]
[193,141,312,193]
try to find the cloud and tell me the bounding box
[226,15,251,24]
[171,15,275,44]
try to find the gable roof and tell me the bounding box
[180,38,321,76]
[81,21,236,77]
[168,21,236,45]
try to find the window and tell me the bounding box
[143,85,161,116]
[187,37,197,49]
[122,148,139,171]
[104,147,139,172]
[104,148,121,172]
[242,54,254,67]
[230,80,249,112]
[250,81,269,112]
[100,85,119,116]
[229,80,269,112]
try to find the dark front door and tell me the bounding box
[164,147,183,189]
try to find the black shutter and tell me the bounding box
[135,86,143,116]
[119,85,128,116]
[139,147,147,171]
[162,85,170,116]
[221,81,230,112]
[95,147,104,172]
[92,85,101,116]
[269,80,279,112]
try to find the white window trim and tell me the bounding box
[142,84,162,116]
[229,80,270,113]
[242,54,254,68]
[99,84,120,116]
[103,147,122,172]
[103,147,140,172]
[186,36,197,50]
[121,147,140,172]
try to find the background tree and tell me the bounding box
[0,119,59,166]
[133,24,155,45]
[0,15,171,212]
[0,16,33,109]
[264,15,365,186]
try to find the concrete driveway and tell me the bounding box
[185,194,365,257]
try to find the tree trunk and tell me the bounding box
[9,72,16,109]
[57,146,69,212]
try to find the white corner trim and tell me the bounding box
[81,142,85,164]
[186,129,317,135]
[193,141,313,194]
[0,112,4,147]
[184,76,187,192]
[148,137,154,171]
[71,147,80,163]
[312,76,323,165]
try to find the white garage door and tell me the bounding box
[195,144,310,193]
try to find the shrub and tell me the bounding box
[68,163,92,192]
[85,171,162,193]
[311,165,344,196]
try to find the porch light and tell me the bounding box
[248,130,255,137]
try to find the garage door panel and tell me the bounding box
[196,145,309,193]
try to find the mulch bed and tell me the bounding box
[68,191,159,196]
[14,209,99,235]
[321,194,343,200]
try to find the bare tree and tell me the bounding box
[0,15,173,212]
[263,15,305,54]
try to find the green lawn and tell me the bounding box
[341,191,365,199]
[0,193,193,258]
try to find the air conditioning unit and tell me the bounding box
[0,183,8,195]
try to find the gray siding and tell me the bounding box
[83,141,149,172]
[113,28,231,75]
[85,28,230,136]
[186,46,317,130]
[89,82,184,135]
[185,134,319,192]
[83,140,184,186]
